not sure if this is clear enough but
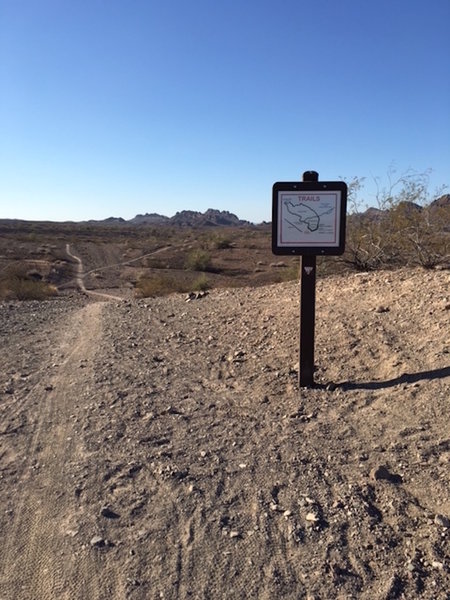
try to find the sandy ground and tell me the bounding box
[0,266,449,599]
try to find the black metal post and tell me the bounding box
[299,170,319,388]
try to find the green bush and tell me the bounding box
[192,274,211,291]
[185,249,212,271]
[212,235,233,249]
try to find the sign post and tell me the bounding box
[272,171,347,388]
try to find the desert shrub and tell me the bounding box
[345,217,388,270]
[345,169,449,270]
[390,202,450,268]
[280,262,300,281]
[0,276,58,300]
[212,235,233,249]
[192,274,211,291]
[185,249,212,271]
[135,274,188,297]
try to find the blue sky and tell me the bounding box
[1,0,449,223]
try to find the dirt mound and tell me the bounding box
[0,268,449,599]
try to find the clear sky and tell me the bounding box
[1,0,449,223]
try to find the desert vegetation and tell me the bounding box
[0,171,448,300]
[0,261,59,301]
[345,169,449,271]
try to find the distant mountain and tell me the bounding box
[88,208,250,228]
[0,208,253,229]
[170,209,249,227]
[85,216,126,226]
[352,195,450,222]
[128,213,170,225]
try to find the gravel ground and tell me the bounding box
[0,267,449,599]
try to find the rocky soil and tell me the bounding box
[0,267,449,599]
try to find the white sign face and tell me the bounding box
[277,191,342,248]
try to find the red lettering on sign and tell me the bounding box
[300,195,320,202]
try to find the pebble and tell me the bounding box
[65,529,79,537]
[100,506,120,519]
[406,561,416,572]
[434,514,450,528]
[90,535,106,548]
[305,512,319,522]
[375,305,390,313]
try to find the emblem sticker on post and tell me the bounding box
[272,181,347,255]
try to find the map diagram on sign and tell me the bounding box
[284,200,333,232]
[279,192,340,246]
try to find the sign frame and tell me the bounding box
[272,181,347,255]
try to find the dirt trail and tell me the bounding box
[0,267,449,599]
[65,244,123,301]
[0,302,125,599]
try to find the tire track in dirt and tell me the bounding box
[0,302,125,600]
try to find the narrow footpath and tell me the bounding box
[65,244,122,301]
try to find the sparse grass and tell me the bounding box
[185,249,212,271]
[278,262,300,282]
[0,276,58,301]
[135,274,189,297]
[211,234,233,249]
[0,262,58,300]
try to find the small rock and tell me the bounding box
[434,514,450,528]
[66,529,79,537]
[406,561,416,573]
[431,561,444,570]
[375,305,390,313]
[100,506,120,519]
[229,530,241,539]
[90,535,106,548]
[305,512,319,522]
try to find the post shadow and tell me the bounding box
[327,365,450,392]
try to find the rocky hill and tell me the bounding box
[87,208,250,228]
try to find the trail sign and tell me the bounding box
[272,173,348,388]
[272,181,347,255]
